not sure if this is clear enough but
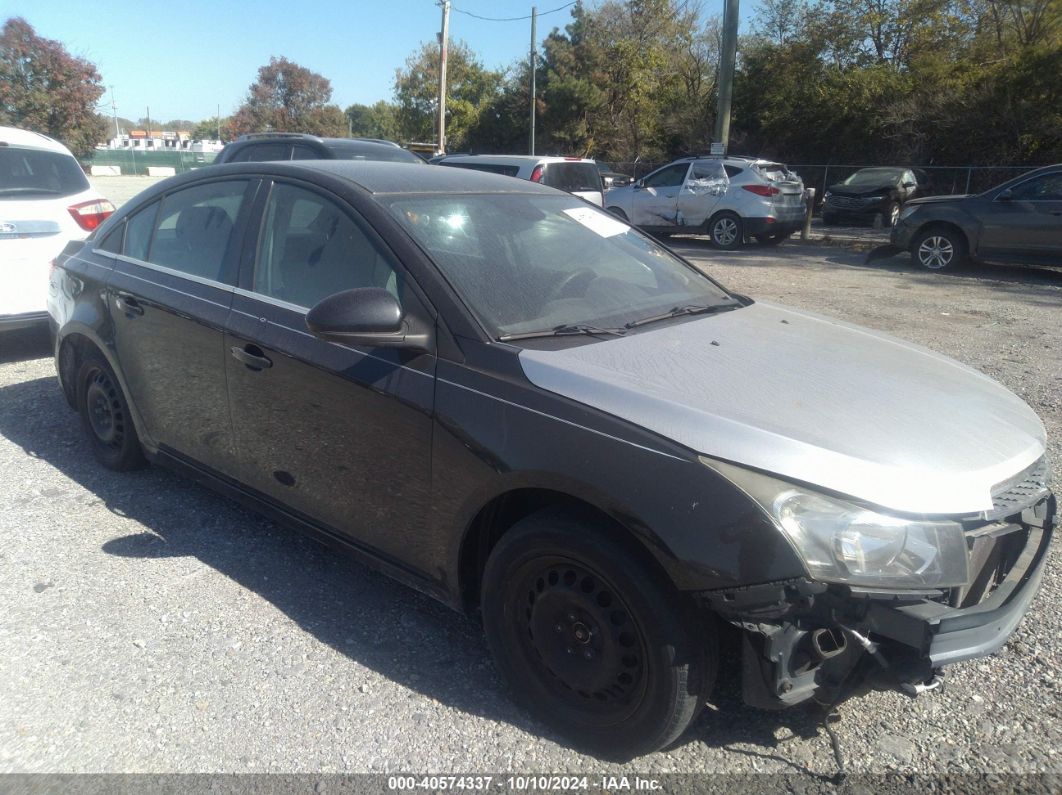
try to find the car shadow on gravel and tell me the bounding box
[0,325,50,364]
[0,372,842,772]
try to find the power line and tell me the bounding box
[450,1,575,22]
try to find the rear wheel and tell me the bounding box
[481,510,716,759]
[821,211,837,225]
[606,207,629,222]
[911,226,968,271]
[707,212,743,250]
[77,353,146,471]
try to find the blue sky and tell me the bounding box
[1,0,754,124]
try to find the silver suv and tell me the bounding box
[436,155,604,206]
[605,156,805,248]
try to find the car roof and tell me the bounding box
[0,126,73,154]
[212,159,563,196]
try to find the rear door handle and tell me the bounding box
[230,344,273,371]
[115,293,144,317]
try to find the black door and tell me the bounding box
[224,179,436,563]
[107,178,258,474]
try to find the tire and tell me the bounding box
[911,226,968,272]
[821,212,837,226]
[707,212,743,250]
[481,509,716,759]
[76,353,146,471]
[606,207,629,222]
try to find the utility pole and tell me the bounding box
[529,6,537,156]
[437,0,451,155]
[713,0,739,154]
[217,104,221,141]
[110,86,119,140]
[146,106,152,148]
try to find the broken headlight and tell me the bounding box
[771,490,968,588]
[700,457,969,589]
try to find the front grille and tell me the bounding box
[826,195,869,210]
[985,457,1051,521]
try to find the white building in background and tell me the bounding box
[100,130,224,154]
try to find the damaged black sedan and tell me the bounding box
[48,161,1054,758]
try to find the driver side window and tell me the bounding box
[1009,174,1062,201]
[642,163,690,189]
[254,183,401,309]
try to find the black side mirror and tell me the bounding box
[997,188,1014,201]
[306,287,431,351]
[633,179,643,189]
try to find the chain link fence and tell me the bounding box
[602,159,1038,202]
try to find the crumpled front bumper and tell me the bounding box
[705,491,1055,709]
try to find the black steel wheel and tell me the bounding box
[481,509,716,759]
[77,353,145,471]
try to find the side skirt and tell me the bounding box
[151,446,459,611]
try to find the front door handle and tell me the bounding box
[115,293,144,317]
[230,344,273,371]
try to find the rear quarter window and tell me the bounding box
[0,147,90,199]
[543,163,602,193]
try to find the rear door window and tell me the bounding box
[291,144,325,160]
[0,147,90,200]
[147,181,249,283]
[543,163,602,193]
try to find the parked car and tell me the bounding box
[49,161,1054,758]
[435,154,604,206]
[597,161,633,189]
[604,156,805,248]
[891,164,1062,271]
[822,167,919,228]
[215,132,423,165]
[0,126,114,333]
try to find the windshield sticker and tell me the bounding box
[563,206,628,238]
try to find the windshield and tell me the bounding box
[0,147,90,199]
[842,168,902,187]
[385,194,736,338]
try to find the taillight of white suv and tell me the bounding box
[67,199,116,231]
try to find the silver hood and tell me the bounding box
[519,301,1046,515]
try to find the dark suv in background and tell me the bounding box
[822,167,919,228]
[215,132,423,165]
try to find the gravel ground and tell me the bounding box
[1,236,1060,780]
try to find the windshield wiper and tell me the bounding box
[624,302,738,330]
[498,323,628,342]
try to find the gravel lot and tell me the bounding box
[1,225,1060,779]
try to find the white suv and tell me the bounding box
[435,155,604,206]
[604,156,805,248]
[1,126,114,332]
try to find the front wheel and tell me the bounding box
[911,227,968,271]
[481,510,716,759]
[707,213,743,250]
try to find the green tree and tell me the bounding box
[345,100,400,141]
[393,39,503,150]
[230,56,347,137]
[0,17,107,158]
